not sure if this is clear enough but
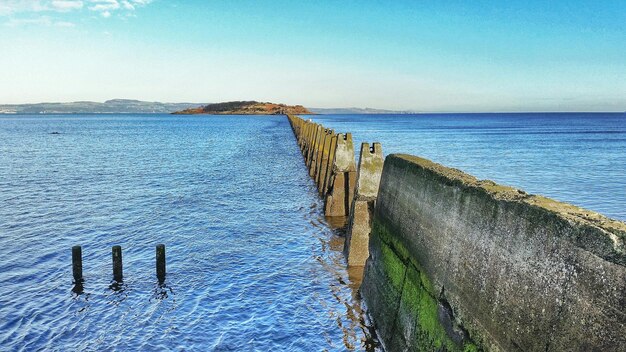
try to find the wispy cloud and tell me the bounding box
[0,1,44,16]
[0,0,152,19]
[88,0,151,17]
[4,15,75,27]
[88,0,119,12]
[0,0,79,15]
[51,1,84,12]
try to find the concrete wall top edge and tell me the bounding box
[388,153,626,261]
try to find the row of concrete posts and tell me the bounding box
[287,115,384,267]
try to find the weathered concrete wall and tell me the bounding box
[344,142,384,267]
[309,125,323,177]
[287,115,357,219]
[325,133,357,218]
[361,154,626,351]
[316,129,334,194]
[321,135,337,196]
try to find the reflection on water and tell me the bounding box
[152,281,173,302]
[107,281,130,306]
[0,114,380,351]
[318,226,378,351]
[347,266,365,292]
[72,282,84,295]
[326,216,349,230]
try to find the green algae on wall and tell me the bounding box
[362,219,480,351]
[361,154,626,351]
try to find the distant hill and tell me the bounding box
[173,101,313,115]
[0,99,207,114]
[0,99,415,115]
[309,107,418,114]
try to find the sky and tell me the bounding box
[0,0,625,112]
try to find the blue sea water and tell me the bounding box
[312,113,626,221]
[0,114,374,351]
[0,113,624,351]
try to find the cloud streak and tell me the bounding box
[4,15,76,27]
[51,1,84,11]
[88,0,152,17]
[0,0,151,18]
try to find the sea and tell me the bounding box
[0,113,624,351]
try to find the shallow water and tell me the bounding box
[311,113,626,221]
[0,114,377,351]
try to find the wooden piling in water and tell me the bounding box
[156,244,166,280]
[72,245,83,282]
[112,245,123,282]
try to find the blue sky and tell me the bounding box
[0,0,625,111]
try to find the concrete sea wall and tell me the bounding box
[288,115,626,351]
[288,115,359,220]
[361,154,626,351]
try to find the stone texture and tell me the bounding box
[316,129,334,193]
[354,142,384,200]
[312,128,327,180]
[362,154,626,352]
[344,142,384,267]
[345,200,374,266]
[308,125,323,177]
[324,133,357,217]
[321,135,337,195]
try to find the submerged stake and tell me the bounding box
[156,244,166,280]
[112,245,123,282]
[72,245,83,282]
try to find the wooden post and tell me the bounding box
[72,245,83,282]
[112,245,123,282]
[156,244,166,280]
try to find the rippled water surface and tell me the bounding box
[2,113,625,351]
[312,113,626,221]
[0,115,376,351]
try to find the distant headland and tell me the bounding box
[0,99,207,114]
[172,101,313,115]
[0,99,416,115]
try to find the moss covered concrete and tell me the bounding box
[362,219,480,351]
[362,154,626,351]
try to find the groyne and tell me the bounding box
[289,115,359,220]
[287,115,626,351]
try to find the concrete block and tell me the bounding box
[324,133,357,218]
[321,135,338,196]
[316,129,334,193]
[344,142,384,267]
